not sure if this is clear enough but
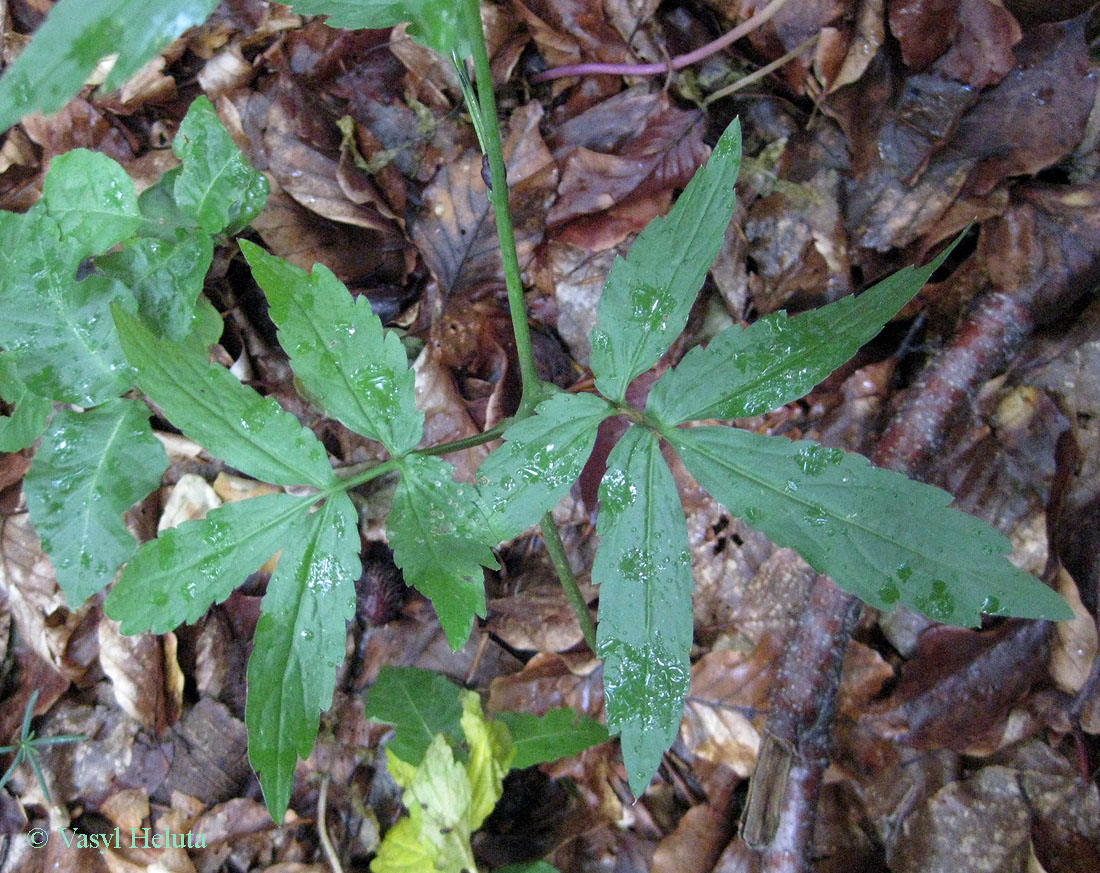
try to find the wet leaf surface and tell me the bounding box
[2,0,1100,868]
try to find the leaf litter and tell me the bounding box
[1,0,1100,870]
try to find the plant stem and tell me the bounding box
[336,457,401,491]
[335,423,509,489]
[463,0,542,418]
[531,0,793,83]
[416,419,509,456]
[702,33,818,106]
[540,512,598,653]
[462,0,595,652]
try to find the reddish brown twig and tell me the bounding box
[531,0,793,83]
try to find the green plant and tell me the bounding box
[0,691,86,804]
[0,0,1072,826]
[364,666,605,873]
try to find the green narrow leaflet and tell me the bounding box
[666,426,1072,626]
[593,426,694,796]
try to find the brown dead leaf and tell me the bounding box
[549,98,705,222]
[487,577,597,653]
[887,742,1100,873]
[817,0,885,92]
[389,22,461,108]
[1049,566,1097,695]
[412,101,556,299]
[680,640,777,776]
[263,81,403,235]
[0,513,97,682]
[489,651,605,718]
[98,620,184,735]
[191,796,273,845]
[101,788,150,832]
[412,347,489,481]
[859,620,1051,756]
[532,240,619,366]
[889,0,1022,88]
[20,99,137,167]
[157,474,221,531]
[953,16,1096,197]
[153,698,251,806]
[650,773,739,873]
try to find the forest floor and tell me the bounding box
[2,1,1100,872]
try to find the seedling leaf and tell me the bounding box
[0,0,220,133]
[172,97,269,234]
[0,359,52,452]
[0,152,140,406]
[669,426,1073,626]
[113,306,337,489]
[242,241,423,456]
[25,400,168,605]
[105,492,317,634]
[648,239,961,425]
[589,119,741,402]
[364,666,466,765]
[247,491,361,823]
[594,426,693,796]
[495,708,609,770]
[477,391,613,541]
[461,692,512,825]
[97,232,215,341]
[40,150,142,258]
[388,455,499,649]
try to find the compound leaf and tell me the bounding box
[114,306,336,489]
[593,426,693,796]
[286,0,476,58]
[247,491,361,823]
[105,492,317,634]
[364,666,466,765]
[648,238,961,425]
[0,0,220,133]
[669,426,1073,627]
[0,359,52,452]
[495,708,609,770]
[589,119,740,402]
[388,455,498,650]
[172,97,269,234]
[477,391,612,542]
[25,399,168,604]
[241,241,423,456]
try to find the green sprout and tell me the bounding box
[0,690,86,804]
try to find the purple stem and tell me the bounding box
[531,0,792,83]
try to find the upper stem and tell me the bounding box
[463,0,542,419]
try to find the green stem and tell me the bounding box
[540,512,599,653]
[461,0,594,653]
[336,457,402,491]
[463,0,541,418]
[416,419,509,456]
[335,422,509,488]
